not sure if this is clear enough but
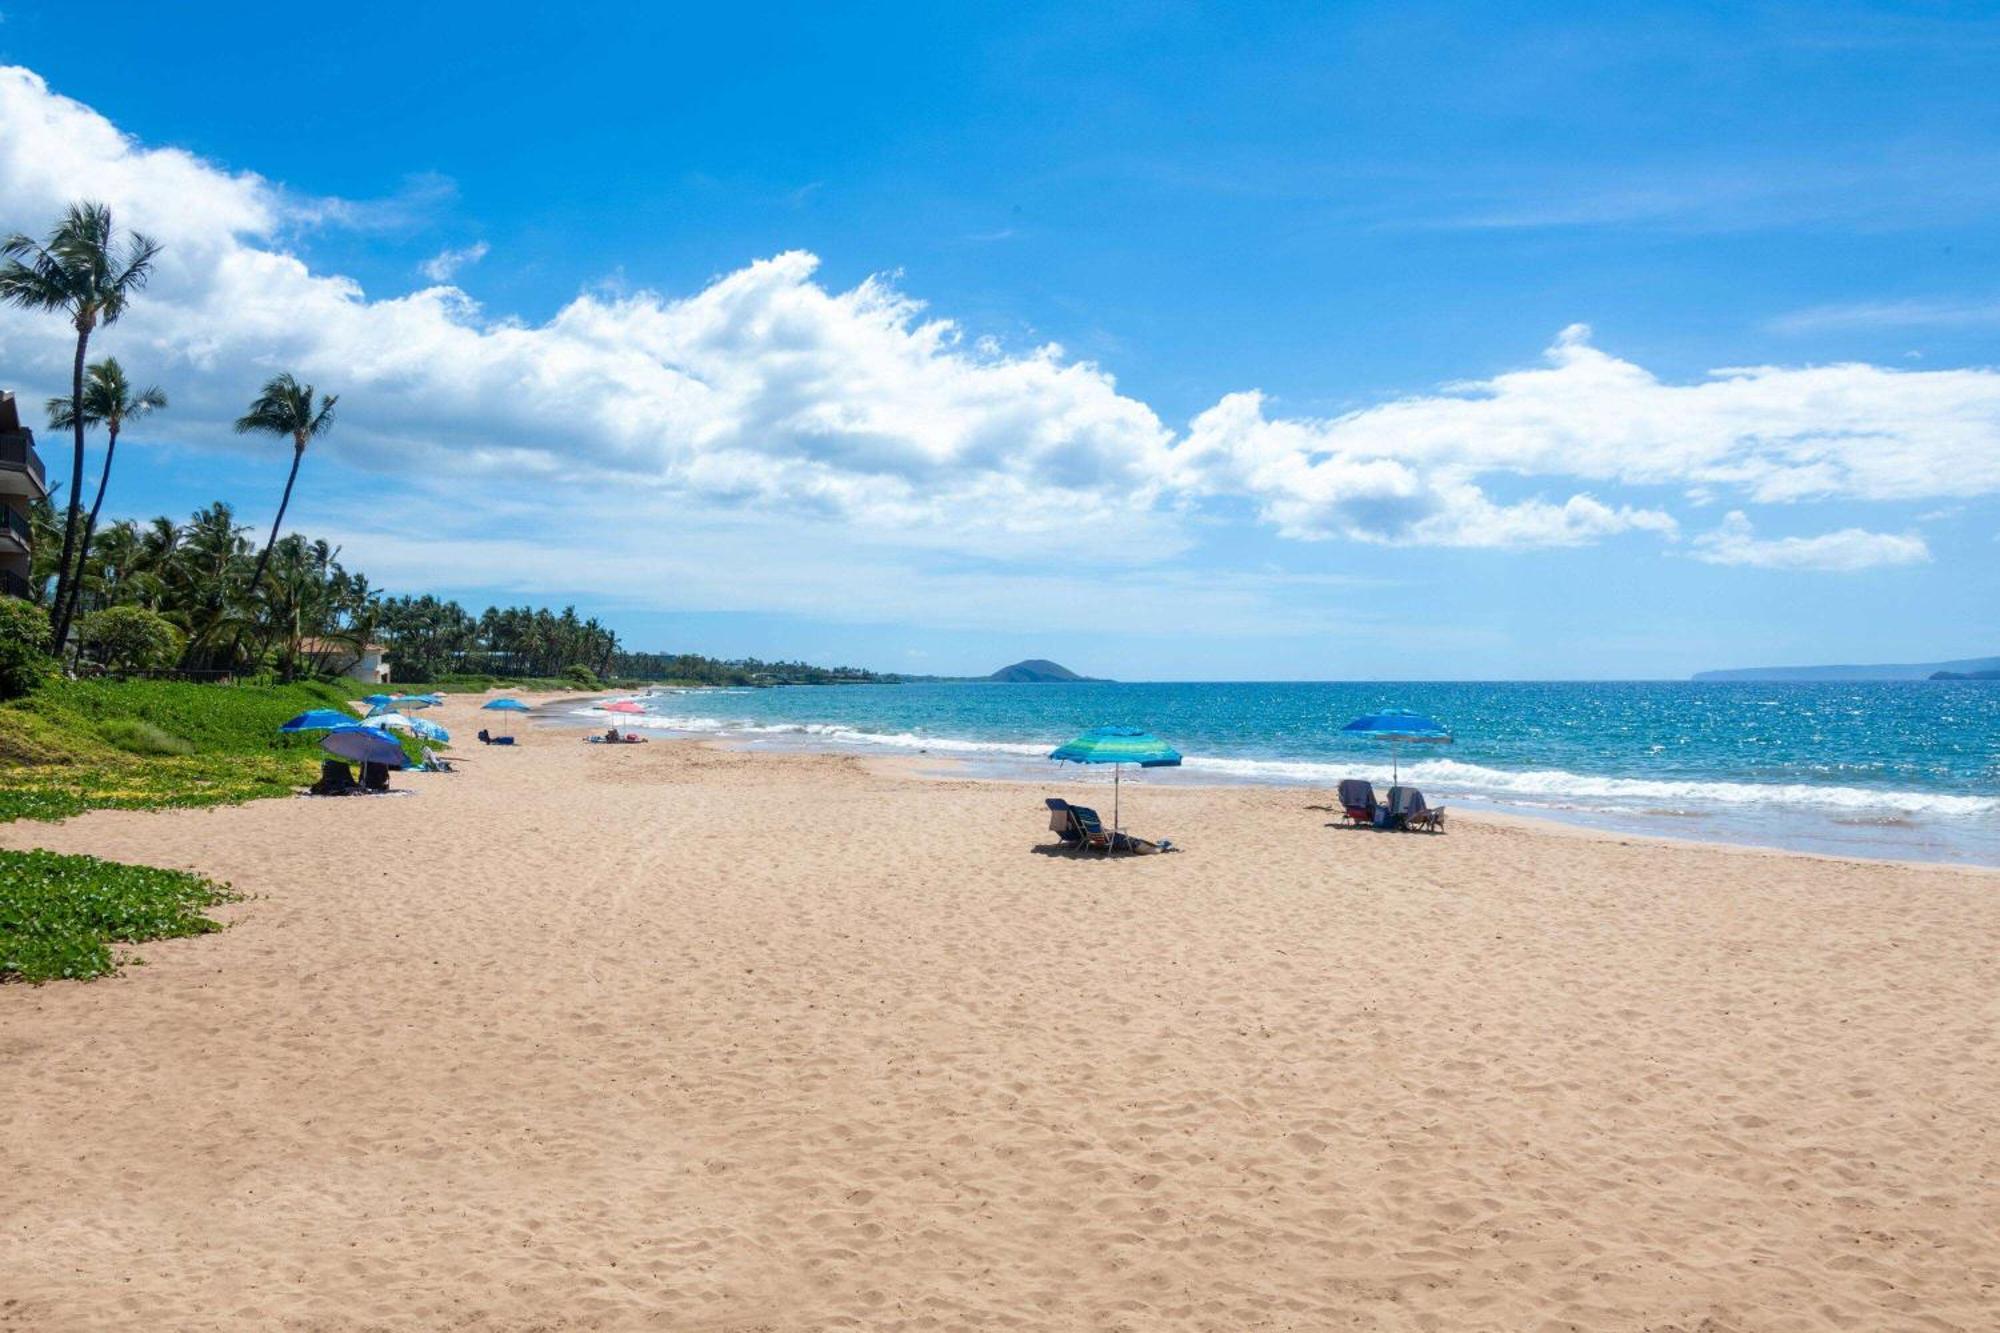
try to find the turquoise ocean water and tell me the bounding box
[555,681,2000,866]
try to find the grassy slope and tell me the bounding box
[0,678,374,821]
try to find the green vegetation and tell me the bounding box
[95,717,195,756]
[1,847,233,983]
[0,676,369,821]
[0,597,54,699]
[75,604,183,674]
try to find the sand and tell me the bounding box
[3,692,1997,1331]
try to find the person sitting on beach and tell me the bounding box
[606,726,622,743]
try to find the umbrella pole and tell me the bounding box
[1114,763,1121,836]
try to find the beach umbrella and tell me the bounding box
[368,712,449,743]
[320,723,407,769]
[482,698,532,712]
[279,708,355,733]
[1341,709,1451,783]
[603,700,645,715]
[388,696,436,710]
[1049,726,1182,835]
[362,693,394,707]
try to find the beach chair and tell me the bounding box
[1047,799,1114,853]
[1338,778,1381,826]
[309,759,359,796]
[1047,798,1110,851]
[1387,785,1445,833]
[1046,797,1086,847]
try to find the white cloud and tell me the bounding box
[0,62,1990,598]
[1173,323,2000,531]
[1176,385,1679,547]
[1691,511,1930,571]
[418,240,489,282]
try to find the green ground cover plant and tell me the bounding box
[0,847,234,982]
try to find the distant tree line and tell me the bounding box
[605,652,895,686]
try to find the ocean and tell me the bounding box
[555,680,2000,866]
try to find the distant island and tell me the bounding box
[987,659,1105,683]
[1693,654,2000,683]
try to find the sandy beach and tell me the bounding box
[3,692,1997,1331]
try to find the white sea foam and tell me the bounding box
[562,709,2000,819]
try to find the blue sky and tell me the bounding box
[2,1,1997,678]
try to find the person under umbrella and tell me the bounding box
[480,697,532,743]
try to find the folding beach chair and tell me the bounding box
[1338,778,1381,826]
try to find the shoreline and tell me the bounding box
[548,695,2000,870]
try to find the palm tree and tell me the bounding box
[0,202,161,643]
[234,373,337,596]
[47,359,166,640]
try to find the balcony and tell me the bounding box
[0,435,47,497]
[1,502,28,552]
[0,567,29,600]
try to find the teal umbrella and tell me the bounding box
[1341,709,1451,783]
[482,698,532,712]
[1049,726,1182,835]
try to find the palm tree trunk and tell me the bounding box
[49,327,90,649]
[55,423,119,645]
[248,443,305,594]
[230,442,305,673]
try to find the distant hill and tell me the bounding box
[1693,655,2000,683]
[989,659,1103,683]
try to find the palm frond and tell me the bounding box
[0,201,160,324]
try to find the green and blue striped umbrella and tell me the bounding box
[1049,726,1182,833]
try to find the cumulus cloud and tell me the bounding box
[1176,386,1679,547]
[418,240,489,282]
[1175,324,2000,519]
[1691,511,1930,571]
[0,63,1992,586]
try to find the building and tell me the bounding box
[0,391,46,600]
[298,637,392,684]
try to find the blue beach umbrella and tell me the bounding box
[363,694,394,707]
[279,708,355,733]
[1341,709,1452,783]
[364,713,449,743]
[1049,726,1182,834]
[320,723,408,769]
[482,698,532,712]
